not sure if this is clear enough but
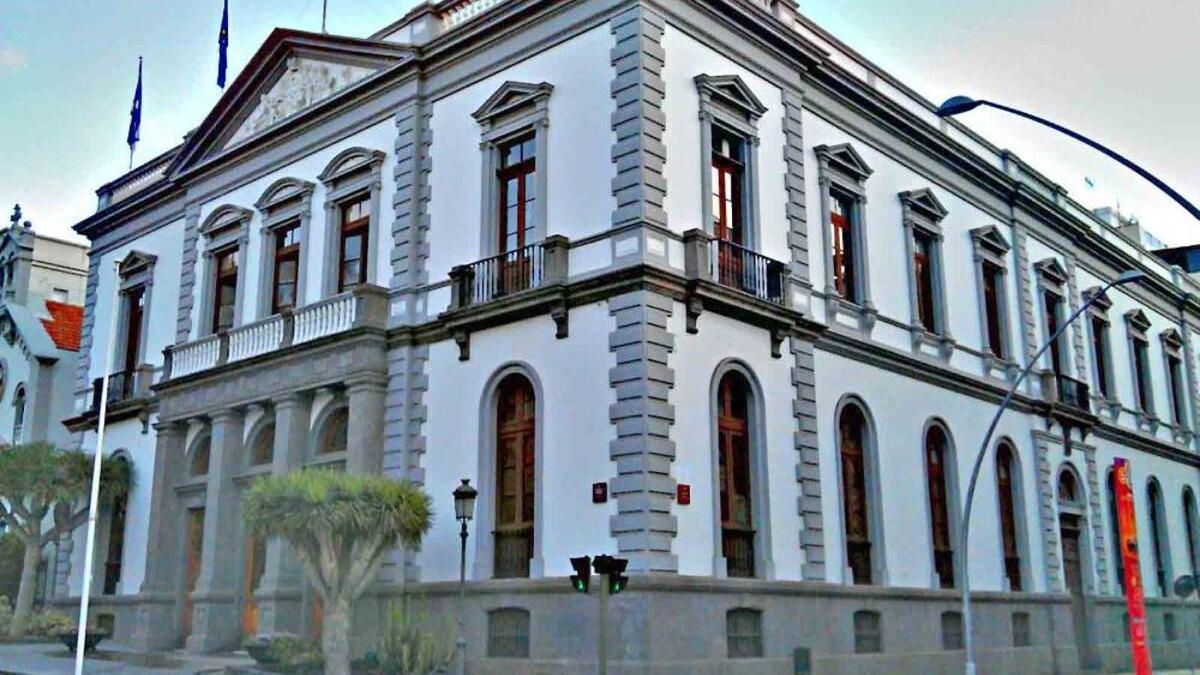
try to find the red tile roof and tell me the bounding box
[41,301,84,352]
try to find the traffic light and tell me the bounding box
[607,557,628,595]
[570,555,592,594]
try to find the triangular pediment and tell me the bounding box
[1125,309,1151,331]
[171,30,412,175]
[694,74,768,120]
[1161,327,1183,348]
[472,81,554,124]
[1082,285,1112,311]
[118,250,157,277]
[1034,258,1069,285]
[814,143,873,181]
[970,225,1010,254]
[899,188,948,221]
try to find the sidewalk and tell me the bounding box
[0,640,252,674]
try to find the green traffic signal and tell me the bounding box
[609,574,628,595]
[570,555,592,594]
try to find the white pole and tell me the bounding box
[74,261,123,675]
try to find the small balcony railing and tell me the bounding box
[163,285,388,380]
[448,236,569,311]
[1041,371,1091,413]
[90,366,153,413]
[493,525,533,579]
[711,239,787,304]
[683,229,789,306]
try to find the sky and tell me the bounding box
[0,0,1197,248]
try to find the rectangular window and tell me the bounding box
[726,609,764,658]
[1012,612,1031,648]
[1133,336,1153,411]
[1091,316,1112,397]
[498,134,538,254]
[211,247,238,333]
[486,608,530,659]
[272,222,301,314]
[1043,291,1064,374]
[337,196,370,293]
[853,611,882,654]
[831,190,859,304]
[941,611,964,651]
[913,229,937,332]
[1167,353,1186,424]
[982,261,1005,358]
[711,126,745,245]
[122,285,145,375]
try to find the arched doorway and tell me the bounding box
[716,370,755,578]
[1057,467,1094,666]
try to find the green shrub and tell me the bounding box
[245,634,324,670]
[26,610,75,637]
[376,598,455,675]
[0,595,13,634]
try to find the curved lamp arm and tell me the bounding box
[937,96,1200,224]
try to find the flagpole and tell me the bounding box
[322,0,328,33]
[74,261,123,675]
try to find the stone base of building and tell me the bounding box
[65,578,1200,674]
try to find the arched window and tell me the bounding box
[1184,488,1200,578]
[11,384,25,443]
[1107,471,1125,594]
[717,371,755,578]
[190,435,211,477]
[839,402,874,585]
[102,455,130,595]
[995,442,1023,591]
[494,374,535,579]
[1147,479,1171,597]
[1058,471,1079,505]
[925,424,955,588]
[250,421,275,466]
[317,406,348,455]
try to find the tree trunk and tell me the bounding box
[9,539,41,637]
[321,594,353,675]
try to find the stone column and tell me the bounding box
[187,409,245,653]
[346,375,387,474]
[131,421,188,652]
[254,393,311,636]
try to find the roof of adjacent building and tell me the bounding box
[40,301,83,352]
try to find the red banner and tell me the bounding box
[1114,457,1152,674]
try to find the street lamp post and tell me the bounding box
[453,478,478,675]
[957,269,1144,675]
[935,96,1200,224]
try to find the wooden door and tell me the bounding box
[242,536,266,638]
[717,373,754,577]
[494,375,535,578]
[1060,516,1088,656]
[182,508,205,641]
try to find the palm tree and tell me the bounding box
[0,443,130,637]
[243,470,432,675]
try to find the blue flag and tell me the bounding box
[218,0,229,88]
[127,57,142,153]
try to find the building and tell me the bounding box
[58,1,1199,672]
[0,206,89,604]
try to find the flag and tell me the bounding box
[1084,176,1096,188]
[217,0,230,88]
[127,57,143,153]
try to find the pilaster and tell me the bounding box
[610,4,667,229]
[346,375,387,473]
[131,421,187,652]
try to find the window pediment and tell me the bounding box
[970,225,1010,255]
[814,143,872,182]
[200,205,253,237]
[694,74,767,121]
[1033,258,1069,286]
[317,147,386,187]
[118,250,158,278]
[255,177,315,213]
[1160,327,1183,349]
[1082,285,1112,312]
[899,188,948,223]
[472,81,554,126]
[1125,308,1151,332]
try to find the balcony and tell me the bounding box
[90,366,154,414]
[447,237,569,311]
[162,285,388,381]
[682,229,788,306]
[1039,370,1098,437]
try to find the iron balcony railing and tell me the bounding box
[90,369,145,413]
[711,239,787,304]
[1041,371,1092,413]
[448,236,570,311]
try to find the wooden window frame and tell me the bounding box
[900,189,952,357]
[255,178,314,318]
[1125,309,1157,428]
[838,403,876,585]
[197,205,251,338]
[210,245,240,334]
[696,74,764,250]
[318,148,385,299]
[717,372,755,578]
[271,221,302,314]
[336,195,371,294]
[995,443,1023,592]
[816,144,876,331]
[493,374,536,579]
[925,425,956,589]
[970,225,1014,378]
